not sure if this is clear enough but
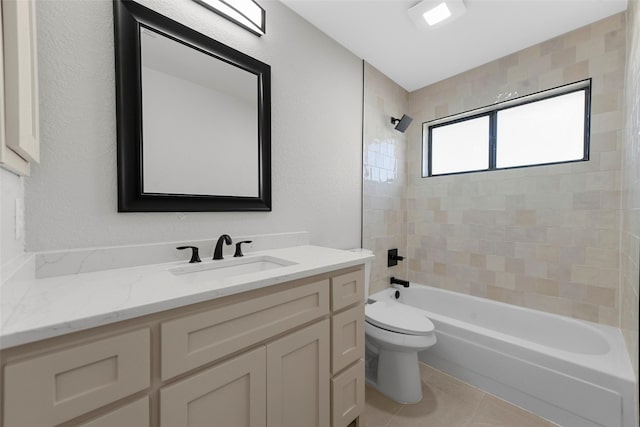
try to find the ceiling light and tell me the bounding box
[193,0,265,36]
[423,3,451,26]
[408,0,466,30]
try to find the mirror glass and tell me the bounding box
[140,27,259,197]
[114,0,271,212]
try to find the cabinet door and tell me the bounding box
[1,0,39,164]
[76,397,149,427]
[267,319,330,427]
[160,347,266,427]
[0,0,29,175]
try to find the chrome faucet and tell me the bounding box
[213,234,233,260]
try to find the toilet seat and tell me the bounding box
[365,300,435,336]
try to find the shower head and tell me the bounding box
[391,114,413,133]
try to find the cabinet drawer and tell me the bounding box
[160,347,266,427]
[332,304,364,374]
[331,359,365,427]
[3,328,150,427]
[331,270,363,312]
[161,279,329,380]
[77,397,149,427]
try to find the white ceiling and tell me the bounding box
[280,0,628,92]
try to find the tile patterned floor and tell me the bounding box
[362,363,558,427]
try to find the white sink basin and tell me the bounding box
[169,255,297,280]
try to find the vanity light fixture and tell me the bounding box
[193,0,265,36]
[408,0,466,30]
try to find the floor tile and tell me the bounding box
[362,363,556,427]
[385,385,478,427]
[386,371,484,427]
[468,394,554,427]
[362,385,403,427]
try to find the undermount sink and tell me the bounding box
[169,255,297,280]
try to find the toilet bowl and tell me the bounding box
[365,298,436,403]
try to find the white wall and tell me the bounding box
[26,0,363,252]
[1,168,24,269]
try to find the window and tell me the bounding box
[430,115,489,175]
[423,80,591,177]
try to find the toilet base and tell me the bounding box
[372,348,423,404]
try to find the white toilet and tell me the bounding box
[351,249,436,404]
[365,298,436,403]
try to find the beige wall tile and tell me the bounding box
[563,60,589,81]
[363,63,409,296]
[576,38,605,62]
[403,13,627,326]
[486,255,506,272]
[571,264,600,285]
[585,246,619,268]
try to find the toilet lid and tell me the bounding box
[365,300,435,336]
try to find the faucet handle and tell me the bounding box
[234,241,253,258]
[176,246,201,263]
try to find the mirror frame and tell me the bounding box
[113,0,271,212]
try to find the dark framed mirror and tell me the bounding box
[113,0,271,212]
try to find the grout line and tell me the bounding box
[465,391,489,427]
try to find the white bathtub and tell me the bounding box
[369,285,637,427]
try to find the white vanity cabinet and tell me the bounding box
[0,0,40,175]
[0,266,365,427]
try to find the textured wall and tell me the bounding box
[1,168,24,269]
[621,0,640,381]
[406,13,626,325]
[363,63,409,296]
[26,0,362,252]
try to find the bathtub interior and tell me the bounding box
[368,285,638,427]
[379,285,613,355]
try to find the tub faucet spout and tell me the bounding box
[390,277,410,287]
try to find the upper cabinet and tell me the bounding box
[0,0,40,176]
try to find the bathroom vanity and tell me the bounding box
[0,246,370,427]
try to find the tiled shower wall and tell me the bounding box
[405,13,626,325]
[621,0,639,378]
[363,63,409,296]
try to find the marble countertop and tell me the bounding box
[0,245,373,349]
